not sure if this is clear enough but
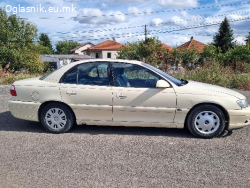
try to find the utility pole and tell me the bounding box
[143,25,148,63]
[144,25,148,42]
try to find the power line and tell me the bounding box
[153,16,250,35]
[2,16,250,43]
[152,9,250,27]
[55,15,250,41]
[23,1,250,20]
[47,9,250,36]
[75,16,250,41]
[50,25,145,35]
[138,16,250,36]
[165,32,246,37]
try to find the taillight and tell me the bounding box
[10,85,17,96]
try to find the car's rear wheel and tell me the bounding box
[187,105,226,138]
[40,103,75,133]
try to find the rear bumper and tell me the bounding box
[8,100,40,122]
[228,106,250,130]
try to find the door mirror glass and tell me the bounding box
[156,80,171,88]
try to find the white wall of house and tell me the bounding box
[74,44,93,55]
[90,50,118,59]
[41,55,91,69]
[102,50,118,59]
[58,59,72,68]
[90,51,102,59]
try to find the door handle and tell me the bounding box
[116,93,127,99]
[66,91,77,96]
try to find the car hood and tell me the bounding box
[186,81,246,99]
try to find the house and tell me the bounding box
[88,40,124,59]
[162,44,173,51]
[69,42,94,55]
[41,54,92,69]
[177,37,206,53]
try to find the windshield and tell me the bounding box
[142,63,183,86]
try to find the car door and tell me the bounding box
[60,62,113,123]
[111,62,177,127]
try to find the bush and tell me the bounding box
[0,73,43,85]
[170,62,250,90]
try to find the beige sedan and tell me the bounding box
[8,59,250,138]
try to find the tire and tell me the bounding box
[40,103,75,133]
[186,105,226,138]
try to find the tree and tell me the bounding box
[224,45,250,70]
[0,8,44,73]
[37,44,53,54]
[213,17,234,53]
[167,48,182,68]
[180,48,200,69]
[200,44,220,65]
[55,40,79,54]
[117,37,171,67]
[39,33,54,54]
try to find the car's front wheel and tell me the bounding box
[40,103,75,133]
[186,105,226,138]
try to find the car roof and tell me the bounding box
[44,59,144,83]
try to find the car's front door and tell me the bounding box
[60,62,113,123]
[111,62,177,127]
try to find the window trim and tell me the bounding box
[111,62,173,88]
[59,61,175,88]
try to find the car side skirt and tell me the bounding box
[76,119,184,129]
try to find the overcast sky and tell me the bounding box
[1,0,250,46]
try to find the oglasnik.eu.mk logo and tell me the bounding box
[5,4,76,14]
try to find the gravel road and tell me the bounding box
[0,86,250,188]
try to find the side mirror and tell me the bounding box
[156,80,171,88]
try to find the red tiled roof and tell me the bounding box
[177,37,206,53]
[162,44,173,51]
[89,40,124,50]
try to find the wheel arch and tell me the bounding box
[38,101,76,123]
[184,102,230,130]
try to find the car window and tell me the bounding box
[112,63,161,88]
[61,66,78,84]
[61,62,110,86]
[78,62,109,86]
[142,63,183,86]
[88,64,108,78]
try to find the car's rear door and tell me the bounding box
[60,62,113,123]
[111,62,177,127]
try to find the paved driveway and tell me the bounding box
[0,86,250,188]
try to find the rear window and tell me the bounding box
[60,62,110,86]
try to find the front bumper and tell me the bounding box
[228,106,250,129]
[8,100,40,122]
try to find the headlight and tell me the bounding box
[237,99,249,108]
